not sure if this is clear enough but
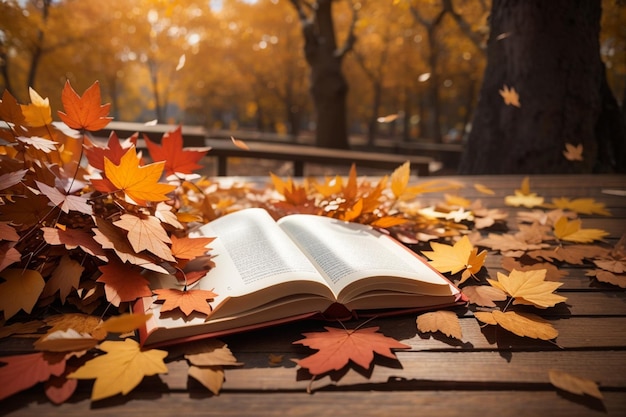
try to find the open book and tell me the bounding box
[135,208,465,347]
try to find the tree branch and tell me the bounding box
[335,0,359,58]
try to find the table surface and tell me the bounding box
[2,174,626,417]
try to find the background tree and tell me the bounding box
[288,0,358,149]
[459,0,626,174]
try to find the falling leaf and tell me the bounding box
[474,310,559,340]
[21,87,52,126]
[153,288,217,317]
[175,54,186,71]
[57,80,112,131]
[67,339,168,401]
[103,146,176,204]
[462,285,507,307]
[170,235,215,260]
[293,326,410,375]
[416,310,462,340]
[97,260,153,306]
[231,136,250,150]
[41,255,84,303]
[113,214,175,261]
[35,181,93,215]
[377,114,399,123]
[553,216,609,243]
[144,126,209,176]
[545,197,610,216]
[0,352,66,400]
[0,269,45,319]
[549,369,603,399]
[499,85,520,107]
[562,143,583,161]
[487,269,566,308]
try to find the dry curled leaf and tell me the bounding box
[474,310,559,340]
[462,285,507,308]
[416,310,462,340]
[549,369,603,399]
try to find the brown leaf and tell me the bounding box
[183,339,241,366]
[170,235,215,260]
[586,270,626,288]
[153,288,217,317]
[501,257,568,281]
[97,260,153,306]
[114,214,175,262]
[42,227,108,261]
[33,329,98,352]
[416,310,462,340]
[475,310,559,340]
[549,369,603,399]
[188,365,224,395]
[41,255,84,303]
[462,285,507,308]
[0,269,45,319]
[527,245,610,265]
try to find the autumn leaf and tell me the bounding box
[293,326,410,376]
[102,146,176,204]
[188,366,225,395]
[527,244,609,265]
[113,214,175,261]
[421,235,486,283]
[390,161,410,198]
[0,352,66,400]
[416,310,462,340]
[0,89,26,126]
[84,131,136,171]
[97,260,153,306]
[16,135,58,153]
[0,245,21,273]
[474,310,558,340]
[474,183,495,195]
[153,288,218,317]
[505,190,544,208]
[544,197,610,216]
[562,143,583,161]
[501,256,567,281]
[144,126,209,176]
[67,339,168,401]
[21,87,52,127]
[41,255,84,303]
[35,181,93,215]
[0,320,44,339]
[57,80,112,131]
[33,329,99,353]
[0,169,28,191]
[548,369,603,399]
[98,312,153,334]
[553,216,609,243]
[0,268,45,319]
[499,84,520,107]
[462,285,507,308]
[170,235,215,260]
[231,135,250,150]
[42,227,108,261]
[487,269,566,308]
[586,270,626,288]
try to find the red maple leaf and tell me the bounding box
[57,80,112,131]
[84,131,137,171]
[97,260,152,306]
[293,326,410,376]
[153,288,217,317]
[0,352,66,401]
[144,126,209,176]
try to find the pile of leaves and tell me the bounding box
[0,82,624,405]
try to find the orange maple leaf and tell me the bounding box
[170,235,215,260]
[97,260,153,306]
[103,146,175,204]
[0,352,66,401]
[84,131,137,171]
[57,80,112,131]
[293,326,410,375]
[144,126,209,176]
[153,288,218,316]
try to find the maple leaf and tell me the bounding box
[548,369,603,400]
[153,288,217,317]
[293,326,410,375]
[103,146,176,204]
[421,235,486,283]
[416,310,462,340]
[113,214,175,261]
[35,180,93,215]
[97,260,153,306]
[0,169,28,191]
[41,255,84,303]
[57,80,112,131]
[501,256,567,281]
[505,190,544,208]
[527,244,609,265]
[84,131,136,171]
[144,126,209,176]
[487,269,566,308]
[474,310,558,340]
[188,366,225,395]
[545,197,610,216]
[499,84,521,107]
[178,339,241,366]
[98,313,153,334]
[562,143,583,161]
[0,89,26,126]
[33,328,99,352]
[553,216,609,243]
[0,268,45,319]
[42,227,108,261]
[0,352,66,401]
[16,135,58,153]
[67,339,168,401]
[170,235,215,260]
[586,270,626,288]
[21,87,52,127]
[462,285,507,308]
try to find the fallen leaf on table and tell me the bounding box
[67,339,167,401]
[145,126,209,176]
[553,216,609,243]
[421,235,487,283]
[527,244,609,265]
[44,372,77,405]
[183,339,240,366]
[416,310,462,340]
[501,257,567,281]
[98,312,153,334]
[474,183,495,195]
[593,259,626,274]
[153,288,217,317]
[474,310,559,340]
[34,329,98,352]
[544,197,610,216]
[462,285,507,308]
[586,270,626,288]
[57,80,112,131]
[268,353,284,366]
[505,190,544,208]
[562,143,583,162]
[0,320,45,339]
[0,352,67,400]
[487,269,566,308]
[477,232,550,254]
[293,326,410,376]
[549,369,603,399]
[499,85,520,107]
[0,268,45,320]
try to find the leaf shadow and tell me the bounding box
[295,354,404,386]
[554,389,607,413]
[416,331,474,349]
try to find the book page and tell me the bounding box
[277,214,453,302]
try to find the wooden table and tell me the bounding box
[2,174,626,416]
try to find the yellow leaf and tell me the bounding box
[68,339,167,401]
[98,313,153,334]
[553,216,609,243]
[562,143,583,161]
[546,197,610,216]
[487,269,566,308]
[548,369,603,399]
[474,183,495,195]
[0,269,45,320]
[21,87,52,127]
[104,147,175,204]
[476,310,558,340]
[184,340,240,366]
[416,310,462,340]
[390,161,410,198]
[188,365,224,395]
[505,191,544,208]
[421,236,485,277]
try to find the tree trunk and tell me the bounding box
[459,0,626,174]
[26,0,51,92]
